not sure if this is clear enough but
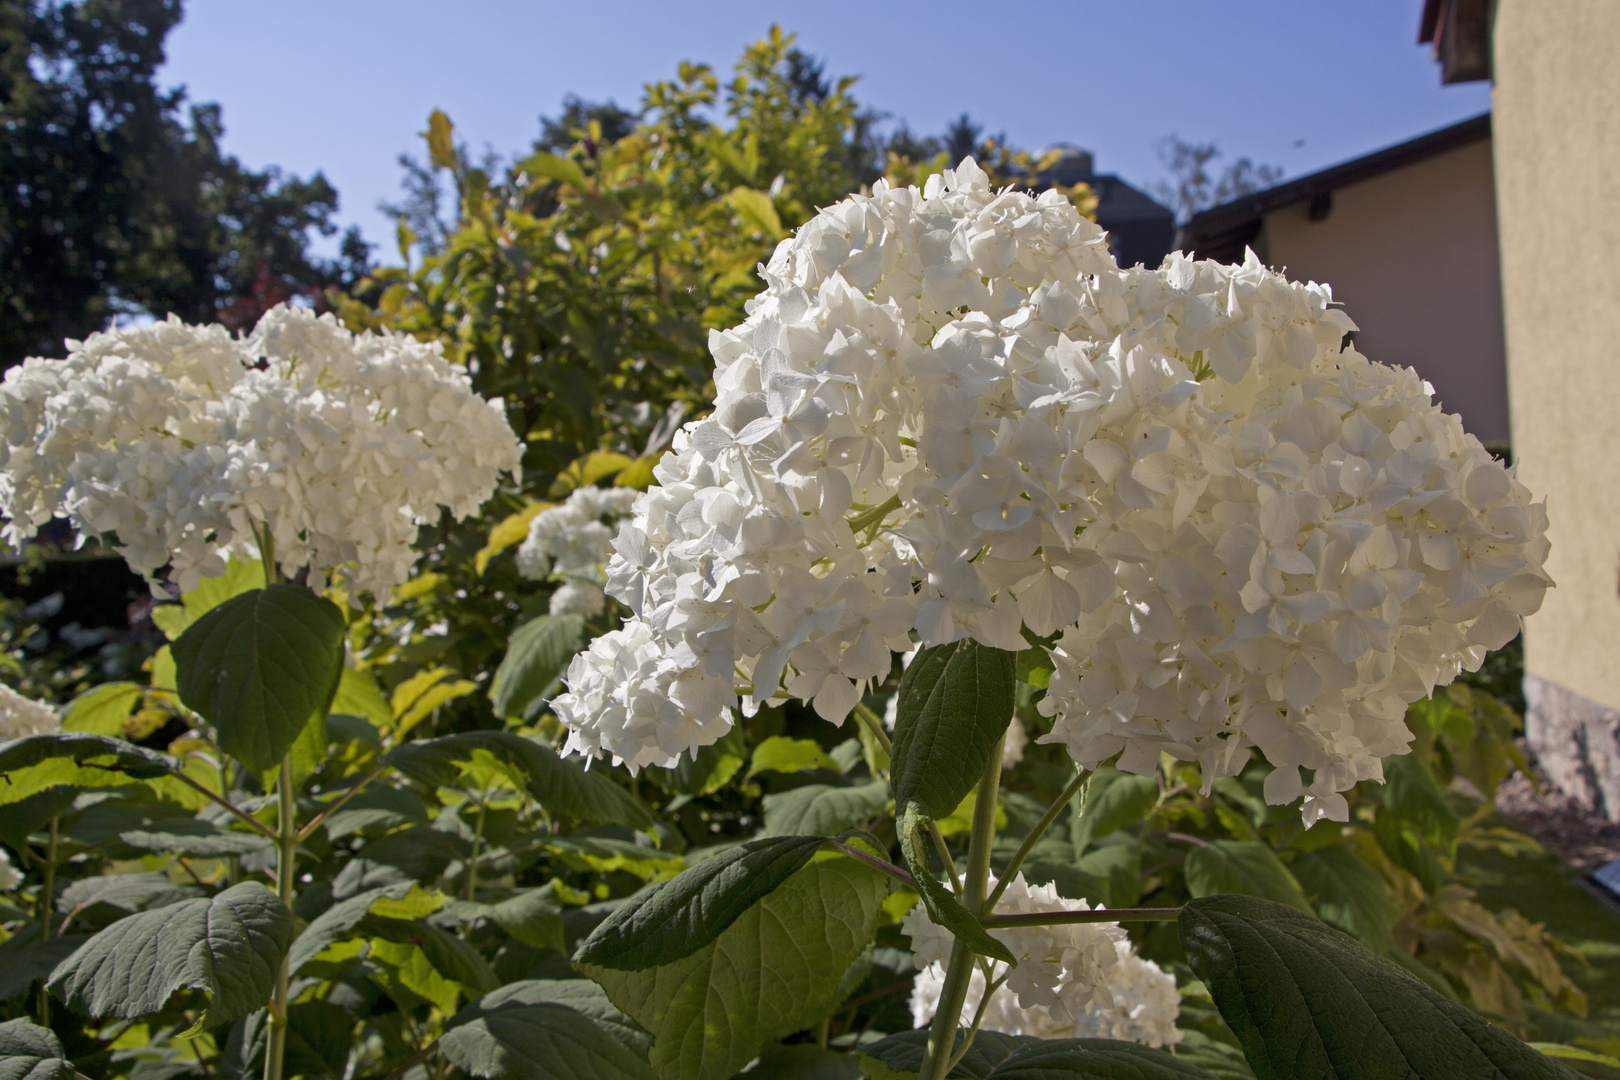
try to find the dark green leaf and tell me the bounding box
[1373,809,1443,895]
[574,834,827,970]
[490,615,585,721]
[1378,753,1460,851]
[890,641,1016,820]
[664,726,745,797]
[1183,841,1312,914]
[172,585,346,775]
[383,731,650,828]
[57,872,201,916]
[358,914,499,996]
[318,786,429,840]
[1074,841,1141,910]
[0,934,86,1002]
[0,1018,72,1080]
[857,1029,1034,1079]
[50,881,294,1027]
[120,817,273,857]
[441,979,653,1080]
[0,734,174,807]
[752,1044,860,1078]
[1178,894,1579,1080]
[1072,769,1159,853]
[898,805,1016,966]
[987,1038,1219,1079]
[289,884,412,974]
[1289,845,1397,955]
[763,780,889,837]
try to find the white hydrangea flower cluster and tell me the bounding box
[515,486,640,617]
[0,683,60,740]
[553,158,1550,818]
[0,306,522,597]
[0,847,22,891]
[910,936,1181,1049]
[903,873,1159,1035]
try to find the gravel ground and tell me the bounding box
[1494,770,1620,873]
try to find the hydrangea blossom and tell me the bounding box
[553,159,1551,820]
[0,847,22,892]
[0,307,522,597]
[910,936,1181,1048]
[0,683,60,739]
[515,486,640,616]
[902,872,1178,1044]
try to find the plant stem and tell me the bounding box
[37,815,57,1026]
[463,792,487,903]
[825,841,916,889]
[978,907,1181,927]
[927,824,963,895]
[984,767,1088,910]
[298,765,387,841]
[264,752,297,1080]
[852,701,892,755]
[169,770,277,838]
[920,732,1005,1080]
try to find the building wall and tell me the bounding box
[1492,0,1620,816]
[1255,138,1509,443]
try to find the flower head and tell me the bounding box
[553,160,1550,820]
[0,683,59,740]
[0,306,522,598]
[516,485,639,616]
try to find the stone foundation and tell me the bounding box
[1524,674,1620,822]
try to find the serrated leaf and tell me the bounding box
[172,585,346,775]
[0,1018,72,1080]
[359,914,499,996]
[383,731,650,828]
[477,502,551,575]
[1179,894,1578,1080]
[0,734,175,808]
[60,682,143,736]
[890,641,1016,820]
[485,886,566,950]
[582,853,888,1080]
[1072,768,1159,853]
[763,780,889,837]
[750,737,843,777]
[319,786,429,840]
[1183,841,1312,914]
[1289,845,1397,955]
[119,817,273,857]
[442,979,652,1080]
[549,453,633,499]
[491,615,586,720]
[574,834,828,970]
[897,805,1016,966]
[50,881,293,1027]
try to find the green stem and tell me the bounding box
[299,765,387,841]
[464,793,487,904]
[37,815,57,1025]
[264,752,297,1080]
[852,701,893,755]
[920,732,1006,1080]
[845,494,902,539]
[984,767,1088,910]
[927,824,963,895]
[169,769,277,838]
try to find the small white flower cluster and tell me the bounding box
[554,159,1550,818]
[0,307,522,597]
[0,847,22,891]
[516,486,640,617]
[1000,716,1028,770]
[909,937,1182,1049]
[0,683,60,740]
[903,872,1178,1047]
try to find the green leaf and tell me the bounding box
[752,1044,860,1079]
[442,980,653,1080]
[0,1018,72,1080]
[985,1038,1220,1079]
[763,780,889,837]
[57,872,201,917]
[0,734,174,808]
[60,682,143,736]
[150,558,267,640]
[383,732,650,828]
[491,615,586,720]
[331,667,393,731]
[897,805,1016,966]
[664,726,746,797]
[359,914,499,996]
[890,640,1016,820]
[484,886,567,951]
[581,852,888,1080]
[1178,894,1578,1080]
[171,584,346,776]
[1183,841,1313,914]
[426,109,457,170]
[1071,768,1159,852]
[728,187,783,238]
[750,737,844,778]
[50,881,294,1028]
[319,786,429,840]
[0,934,85,1002]
[543,836,684,881]
[1379,753,1460,851]
[119,817,273,857]
[548,452,634,499]
[574,834,828,970]
[1288,845,1397,955]
[289,884,413,974]
[518,152,588,191]
[857,1029,1033,1078]
[1073,841,1141,909]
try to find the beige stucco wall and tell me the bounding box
[1255,138,1510,443]
[1493,0,1620,714]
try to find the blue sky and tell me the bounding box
[159,1,1491,261]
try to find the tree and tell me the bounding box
[1152,135,1284,223]
[0,0,366,366]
